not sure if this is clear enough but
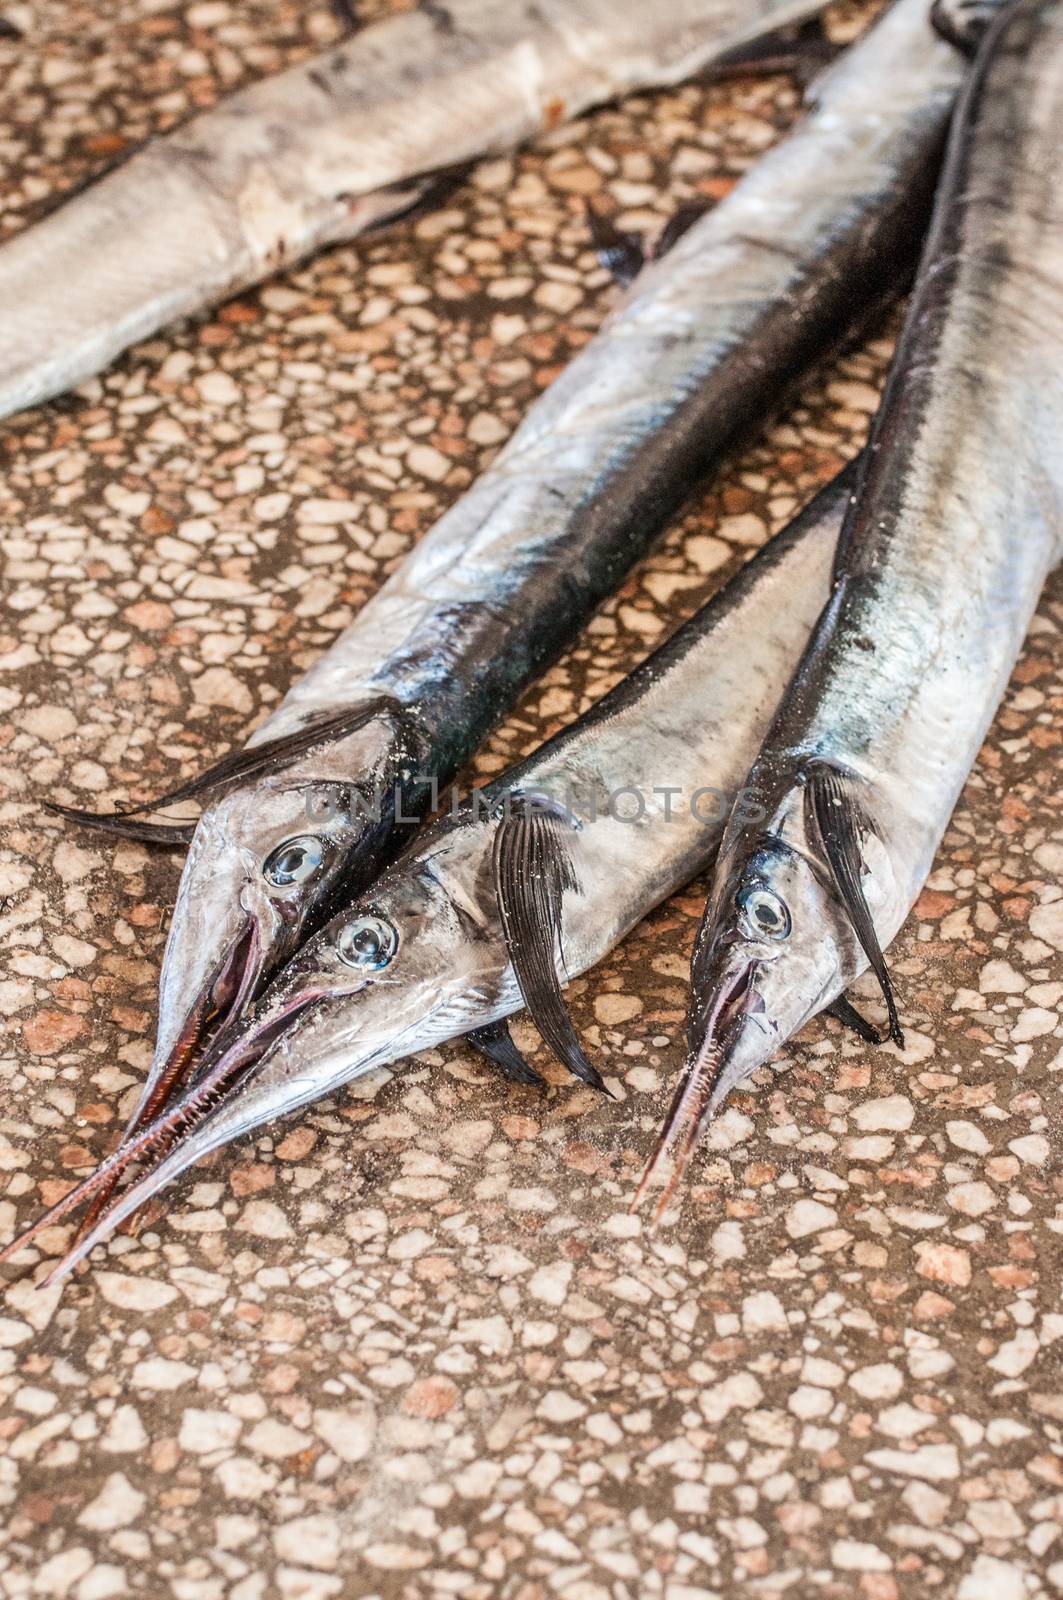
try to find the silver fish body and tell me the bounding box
[120,0,973,1147]
[0,0,822,420]
[18,470,852,1273]
[642,0,1063,1209]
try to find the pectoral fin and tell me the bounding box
[805,764,904,1049]
[466,1018,544,1087]
[827,994,884,1046]
[45,697,407,837]
[42,805,197,846]
[492,797,607,1093]
[656,200,715,259]
[586,203,645,288]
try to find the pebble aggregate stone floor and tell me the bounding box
[0,1,1061,1596]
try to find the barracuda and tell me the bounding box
[4,468,856,1278]
[46,0,975,1237]
[0,0,826,421]
[637,0,1063,1218]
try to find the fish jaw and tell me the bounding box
[141,714,409,1135]
[637,808,864,1216]
[5,826,521,1278]
[633,950,762,1220]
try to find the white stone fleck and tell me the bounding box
[528,1260,573,1307]
[95,1272,178,1312]
[832,1539,890,1572]
[237,1199,292,1239]
[957,1555,1027,1600]
[179,1408,242,1454]
[947,1120,990,1155]
[78,1472,145,1530]
[988,1328,1038,1377]
[313,1405,376,1464]
[742,1290,788,1336]
[1009,1133,1049,1165]
[274,1515,340,1571]
[866,1444,960,1482]
[852,1095,914,1132]
[786,1199,837,1239]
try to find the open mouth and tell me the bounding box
[73,917,265,1244]
[633,960,758,1222]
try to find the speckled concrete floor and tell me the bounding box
[1,3,1061,1597]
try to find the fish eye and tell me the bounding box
[336,913,398,971]
[737,882,791,941]
[263,835,325,888]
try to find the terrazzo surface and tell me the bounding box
[1,2,1062,1596]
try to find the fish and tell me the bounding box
[49,0,976,1208]
[0,0,826,421]
[636,0,1063,1219]
[4,465,856,1277]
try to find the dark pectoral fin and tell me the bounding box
[703,17,840,89]
[0,15,21,39]
[45,697,406,832]
[367,161,475,234]
[492,798,607,1093]
[42,801,196,847]
[805,765,905,1049]
[465,1019,544,1087]
[656,200,714,260]
[827,994,883,1046]
[585,202,645,288]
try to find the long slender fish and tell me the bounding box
[5,470,854,1276]
[52,0,974,1176]
[636,0,1063,1216]
[0,0,825,420]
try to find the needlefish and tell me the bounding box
[48,0,980,1215]
[636,0,1063,1219]
[0,0,827,420]
[5,467,856,1277]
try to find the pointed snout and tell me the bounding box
[634,955,764,1221]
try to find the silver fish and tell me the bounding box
[52,0,973,1192]
[6,468,853,1277]
[0,0,823,420]
[637,0,1063,1217]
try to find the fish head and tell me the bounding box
[690,834,849,1101]
[13,816,516,1282]
[635,773,855,1216]
[148,706,410,1123]
[224,821,511,1116]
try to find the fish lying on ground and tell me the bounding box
[47,0,975,1230]
[4,468,857,1277]
[0,0,827,421]
[636,0,1063,1219]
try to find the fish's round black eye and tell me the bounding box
[263,836,324,888]
[737,882,791,940]
[337,913,398,971]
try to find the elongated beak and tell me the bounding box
[633,959,757,1223]
[74,916,266,1245]
[2,983,323,1283]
